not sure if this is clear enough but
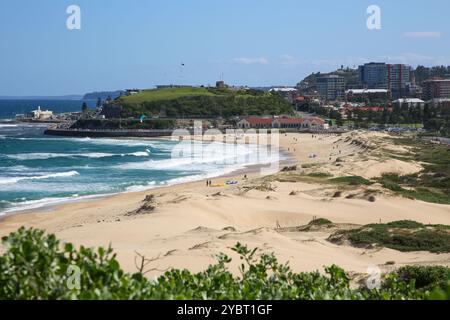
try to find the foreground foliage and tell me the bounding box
[0,228,449,300]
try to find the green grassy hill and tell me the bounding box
[118,87,215,104]
[116,87,294,118]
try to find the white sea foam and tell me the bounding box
[125,181,157,192]
[0,193,113,215]
[6,153,112,160]
[115,143,260,171]
[0,124,18,128]
[128,151,151,157]
[0,171,79,185]
[6,151,150,160]
[82,137,163,148]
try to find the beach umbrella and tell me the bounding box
[140,115,147,123]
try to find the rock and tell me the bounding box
[281,165,297,172]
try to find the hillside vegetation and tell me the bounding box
[116,87,294,118]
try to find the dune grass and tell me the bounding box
[329,176,373,186]
[378,138,450,204]
[329,220,450,253]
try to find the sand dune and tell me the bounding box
[1,131,449,277]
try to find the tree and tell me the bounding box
[381,107,389,124]
[336,113,344,127]
[96,98,102,109]
[81,102,88,113]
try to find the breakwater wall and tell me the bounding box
[44,128,177,138]
[44,127,345,138]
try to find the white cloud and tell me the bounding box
[280,54,299,65]
[233,57,269,65]
[404,32,442,38]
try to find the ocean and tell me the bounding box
[0,99,95,119]
[0,102,281,214]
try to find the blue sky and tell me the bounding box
[0,0,449,95]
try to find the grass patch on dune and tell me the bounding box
[263,172,331,184]
[378,173,450,205]
[329,220,450,253]
[329,176,373,186]
[307,172,333,178]
[377,138,449,205]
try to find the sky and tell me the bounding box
[0,0,449,96]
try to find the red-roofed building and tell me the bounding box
[237,116,327,130]
[273,117,305,128]
[237,117,273,129]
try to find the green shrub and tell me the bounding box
[309,218,333,226]
[330,221,450,253]
[329,176,373,186]
[307,172,333,178]
[387,220,425,229]
[393,266,450,291]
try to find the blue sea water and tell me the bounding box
[0,121,279,215]
[0,99,95,119]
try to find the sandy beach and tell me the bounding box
[1,131,449,277]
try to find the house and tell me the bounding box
[305,117,328,129]
[273,117,305,129]
[26,106,53,120]
[125,89,142,96]
[392,98,425,108]
[346,89,390,102]
[269,87,299,103]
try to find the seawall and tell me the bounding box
[44,128,176,138]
